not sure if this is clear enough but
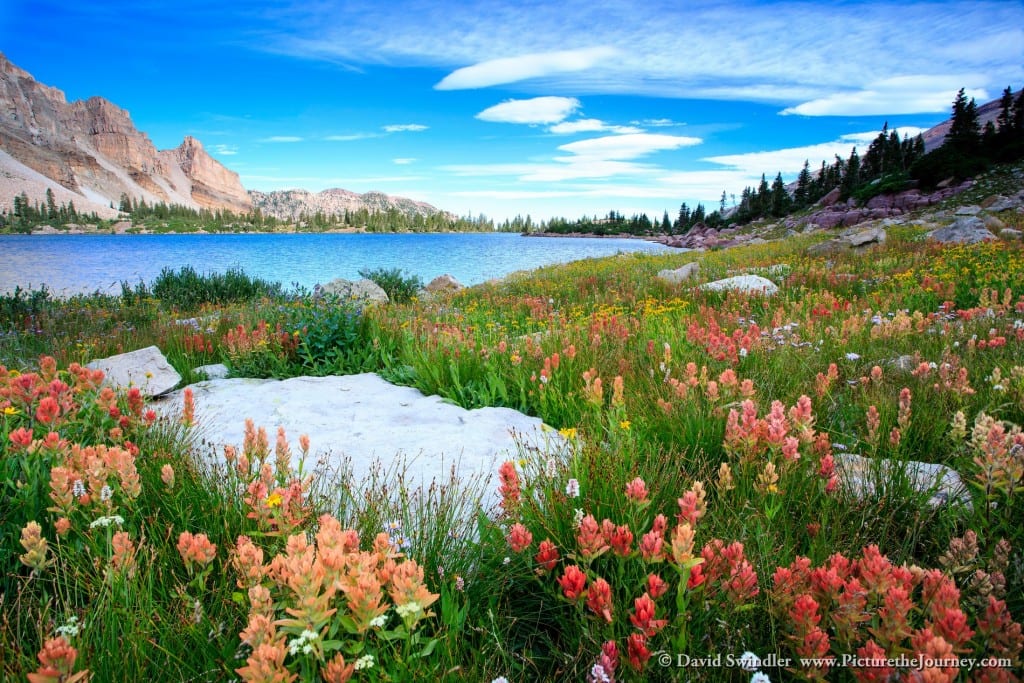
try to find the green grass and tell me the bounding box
[2,228,1023,681]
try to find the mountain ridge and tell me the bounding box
[0,52,444,223]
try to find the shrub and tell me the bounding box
[358,267,423,304]
[148,266,282,310]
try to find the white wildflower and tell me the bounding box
[99,485,113,502]
[396,601,423,618]
[89,515,124,529]
[739,348,749,358]
[751,672,771,683]
[369,613,389,629]
[503,556,511,565]
[354,654,375,671]
[455,575,465,592]
[566,478,580,498]
[845,352,860,361]
[573,508,585,527]
[72,480,87,498]
[55,616,79,638]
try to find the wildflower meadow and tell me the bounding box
[2,212,1024,681]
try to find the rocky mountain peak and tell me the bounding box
[0,51,250,215]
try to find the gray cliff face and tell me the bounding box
[249,187,447,222]
[0,51,251,213]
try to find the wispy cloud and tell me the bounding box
[557,133,702,161]
[211,143,238,155]
[477,96,580,124]
[383,123,429,133]
[703,127,926,178]
[548,119,642,135]
[782,76,991,116]
[435,46,618,90]
[632,118,685,128]
[393,158,417,165]
[324,133,377,141]
[259,1,1023,109]
[260,135,304,143]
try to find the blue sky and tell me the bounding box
[2,0,1021,221]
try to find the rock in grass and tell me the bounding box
[319,278,389,305]
[87,345,181,397]
[834,452,969,509]
[194,363,229,380]
[656,261,700,284]
[699,274,778,296]
[927,217,994,244]
[423,274,464,294]
[154,373,567,511]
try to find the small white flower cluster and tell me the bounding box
[395,601,423,619]
[55,615,80,638]
[565,478,580,498]
[354,654,375,671]
[369,613,389,629]
[89,515,125,529]
[72,479,87,498]
[287,629,319,656]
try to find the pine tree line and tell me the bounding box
[535,85,1024,237]
[0,189,99,232]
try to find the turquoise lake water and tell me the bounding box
[0,232,673,295]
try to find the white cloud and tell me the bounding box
[703,127,927,179]
[782,76,991,116]
[477,96,580,124]
[632,118,684,128]
[548,119,643,135]
[260,136,304,143]
[324,133,375,141]
[263,1,1023,108]
[211,144,238,155]
[436,46,618,90]
[393,158,417,165]
[557,133,702,161]
[383,123,428,133]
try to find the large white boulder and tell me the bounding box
[834,452,969,508]
[154,373,565,511]
[318,278,389,305]
[699,274,778,296]
[87,345,181,397]
[656,261,700,284]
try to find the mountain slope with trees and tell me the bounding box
[529,86,1024,238]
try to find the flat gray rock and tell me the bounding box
[835,452,969,508]
[700,274,778,296]
[657,261,700,284]
[154,373,565,510]
[193,363,229,380]
[319,278,389,305]
[87,345,181,397]
[928,217,994,244]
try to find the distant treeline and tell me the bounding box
[1,190,499,234]
[119,194,499,233]
[0,189,101,232]
[532,85,1024,237]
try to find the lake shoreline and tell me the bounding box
[0,231,673,297]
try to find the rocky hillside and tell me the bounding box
[249,188,447,222]
[0,52,250,216]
